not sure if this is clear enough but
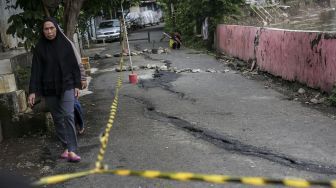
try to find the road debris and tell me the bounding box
[298,88,306,94]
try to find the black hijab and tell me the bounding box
[29,17,81,96]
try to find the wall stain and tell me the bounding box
[310,33,322,50]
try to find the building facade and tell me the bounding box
[0,0,22,49]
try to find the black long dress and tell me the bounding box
[29,18,81,96]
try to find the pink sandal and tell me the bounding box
[68,152,81,163]
[60,150,69,159]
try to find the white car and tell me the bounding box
[96,19,120,41]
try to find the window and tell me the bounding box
[99,21,120,28]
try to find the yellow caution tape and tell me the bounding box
[95,55,123,169]
[33,168,336,187]
[33,170,96,186]
[94,31,127,169]
[101,169,336,188]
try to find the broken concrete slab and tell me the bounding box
[131,52,138,56]
[298,88,306,94]
[9,53,33,92]
[159,65,168,71]
[0,59,12,74]
[192,69,201,73]
[0,74,17,94]
[310,98,319,104]
[206,69,216,73]
[0,90,28,114]
[176,68,192,73]
[16,90,27,113]
[146,64,157,69]
[116,66,128,72]
[94,53,101,59]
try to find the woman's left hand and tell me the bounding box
[75,88,80,98]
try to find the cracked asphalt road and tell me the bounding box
[48,25,336,187]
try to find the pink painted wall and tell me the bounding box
[217,25,336,92]
[217,25,258,62]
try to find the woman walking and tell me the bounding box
[28,17,83,162]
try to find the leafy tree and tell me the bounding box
[6,0,85,50]
[159,0,243,49]
[6,0,45,50]
[6,0,138,50]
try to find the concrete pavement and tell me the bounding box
[50,25,336,188]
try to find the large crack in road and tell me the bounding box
[122,94,336,175]
[138,71,197,103]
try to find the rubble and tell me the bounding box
[310,98,319,104]
[115,66,128,72]
[128,66,140,71]
[159,65,168,71]
[94,53,101,59]
[298,88,306,94]
[310,93,325,104]
[40,166,52,174]
[170,67,178,72]
[192,69,201,73]
[164,48,171,53]
[206,69,216,73]
[131,52,138,56]
[113,53,121,57]
[176,68,192,73]
[319,97,326,103]
[146,64,153,69]
[158,49,165,54]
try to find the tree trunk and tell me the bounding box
[63,0,85,41]
[42,1,50,17]
[42,0,62,16]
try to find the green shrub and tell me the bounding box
[328,86,336,106]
